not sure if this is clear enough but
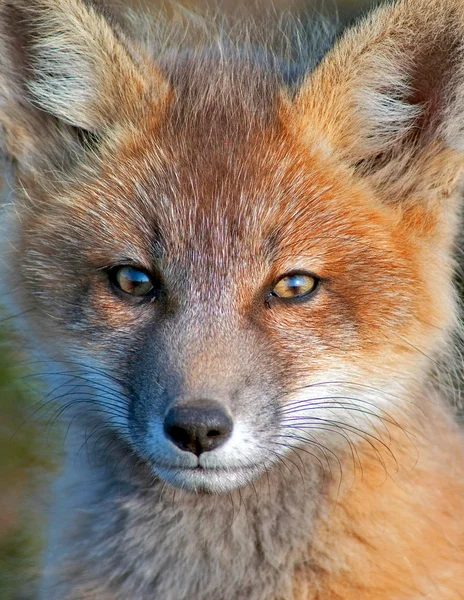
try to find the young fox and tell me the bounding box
[1,0,464,598]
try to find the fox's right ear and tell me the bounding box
[0,0,168,169]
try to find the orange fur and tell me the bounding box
[293,409,464,599]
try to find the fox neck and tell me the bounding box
[45,425,326,600]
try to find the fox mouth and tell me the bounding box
[153,462,264,494]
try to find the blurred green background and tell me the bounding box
[0,1,378,598]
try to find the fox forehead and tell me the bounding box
[51,63,400,269]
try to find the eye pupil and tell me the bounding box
[272,273,317,300]
[114,266,154,296]
[286,275,306,293]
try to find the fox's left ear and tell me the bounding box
[295,0,464,214]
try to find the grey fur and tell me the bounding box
[40,435,325,600]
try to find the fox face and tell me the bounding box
[17,106,435,493]
[1,0,463,495]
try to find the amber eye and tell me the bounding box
[272,273,318,300]
[112,266,154,297]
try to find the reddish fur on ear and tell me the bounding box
[294,0,464,211]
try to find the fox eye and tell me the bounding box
[112,266,154,296]
[272,272,318,300]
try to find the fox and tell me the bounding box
[1,0,464,598]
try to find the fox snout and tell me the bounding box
[164,401,234,456]
[123,315,282,493]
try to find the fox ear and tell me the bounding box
[0,0,167,166]
[295,0,464,206]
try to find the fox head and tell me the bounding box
[1,0,463,493]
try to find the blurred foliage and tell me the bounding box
[0,0,378,597]
[0,320,59,599]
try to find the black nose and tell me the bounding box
[164,401,233,456]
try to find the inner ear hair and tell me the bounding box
[296,0,464,201]
[0,0,167,170]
